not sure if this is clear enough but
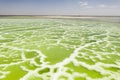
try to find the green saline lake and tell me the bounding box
[0,16,120,80]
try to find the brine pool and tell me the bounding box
[0,19,120,80]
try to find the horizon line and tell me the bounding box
[0,15,120,17]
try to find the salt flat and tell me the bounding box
[0,18,120,80]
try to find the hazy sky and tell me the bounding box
[0,0,120,15]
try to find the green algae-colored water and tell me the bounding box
[0,18,120,80]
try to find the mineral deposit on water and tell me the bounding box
[0,19,120,80]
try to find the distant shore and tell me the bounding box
[0,15,120,23]
[0,15,120,19]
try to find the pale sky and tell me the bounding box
[0,0,120,15]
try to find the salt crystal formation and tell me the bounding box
[0,19,120,80]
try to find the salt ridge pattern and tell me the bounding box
[0,19,120,80]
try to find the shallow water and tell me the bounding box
[0,19,120,80]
